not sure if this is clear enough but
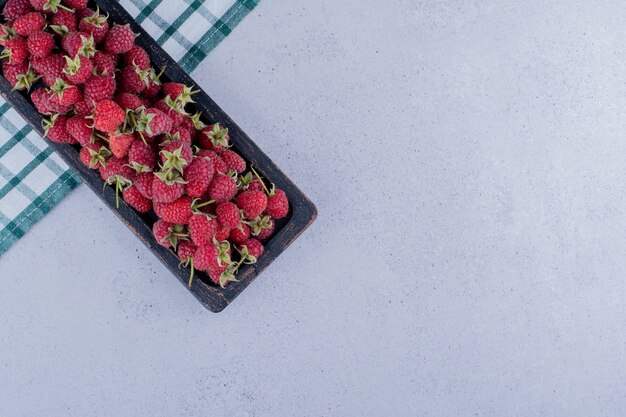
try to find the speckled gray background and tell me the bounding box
[2,1,626,416]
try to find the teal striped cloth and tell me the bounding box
[0,0,258,256]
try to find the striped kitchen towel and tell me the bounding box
[0,0,259,256]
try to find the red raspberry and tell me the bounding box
[216,202,240,229]
[220,149,246,173]
[242,238,264,261]
[229,223,250,245]
[84,74,116,102]
[133,171,153,199]
[193,244,220,273]
[266,188,289,219]
[3,0,32,20]
[152,170,185,203]
[13,12,44,36]
[215,226,230,241]
[136,107,172,137]
[104,24,135,54]
[27,31,54,58]
[30,0,71,13]
[43,114,75,143]
[62,32,95,58]
[50,78,83,106]
[31,88,56,114]
[92,51,116,75]
[73,99,94,116]
[123,185,152,213]
[78,7,109,43]
[2,37,29,63]
[116,92,144,111]
[183,156,214,198]
[118,64,148,94]
[236,190,268,220]
[155,98,184,126]
[109,132,135,158]
[162,82,196,105]
[66,115,93,145]
[0,24,17,47]
[167,126,192,145]
[152,219,186,249]
[64,0,87,10]
[188,214,219,247]
[140,69,161,98]
[51,9,77,32]
[128,139,157,173]
[79,140,109,169]
[2,60,37,90]
[32,53,65,86]
[99,156,135,183]
[178,241,196,261]
[124,45,150,70]
[155,195,194,224]
[208,174,237,204]
[199,123,229,153]
[160,140,192,173]
[93,99,124,133]
[62,55,93,84]
[256,218,275,240]
[197,149,228,174]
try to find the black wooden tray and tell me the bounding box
[0,0,317,312]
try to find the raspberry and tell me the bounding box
[50,78,83,106]
[118,64,148,94]
[84,74,116,102]
[266,188,289,219]
[183,156,214,198]
[241,238,264,261]
[128,139,157,173]
[109,132,135,158]
[62,32,95,58]
[2,60,38,90]
[216,202,240,229]
[66,115,93,145]
[198,123,229,153]
[79,141,109,169]
[133,171,153,199]
[152,219,186,249]
[198,149,228,174]
[50,9,77,32]
[135,107,172,138]
[92,51,116,75]
[43,114,75,143]
[229,223,250,245]
[115,92,144,111]
[152,170,185,203]
[188,214,219,247]
[3,0,32,20]
[31,88,56,114]
[236,190,268,220]
[193,244,220,273]
[93,99,124,133]
[160,141,192,173]
[1,37,29,63]
[104,24,135,54]
[27,31,54,58]
[32,53,65,86]
[64,0,87,10]
[208,174,237,203]
[124,45,150,70]
[30,0,72,13]
[78,7,109,43]
[155,98,184,126]
[256,218,275,240]
[73,99,94,116]
[220,149,246,173]
[62,55,93,84]
[155,195,194,224]
[13,12,44,36]
[123,185,152,213]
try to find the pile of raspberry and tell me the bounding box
[0,0,290,288]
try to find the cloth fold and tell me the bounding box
[0,0,258,256]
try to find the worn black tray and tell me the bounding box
[0,0,317,312]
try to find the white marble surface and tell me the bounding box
[3,1,626,416]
